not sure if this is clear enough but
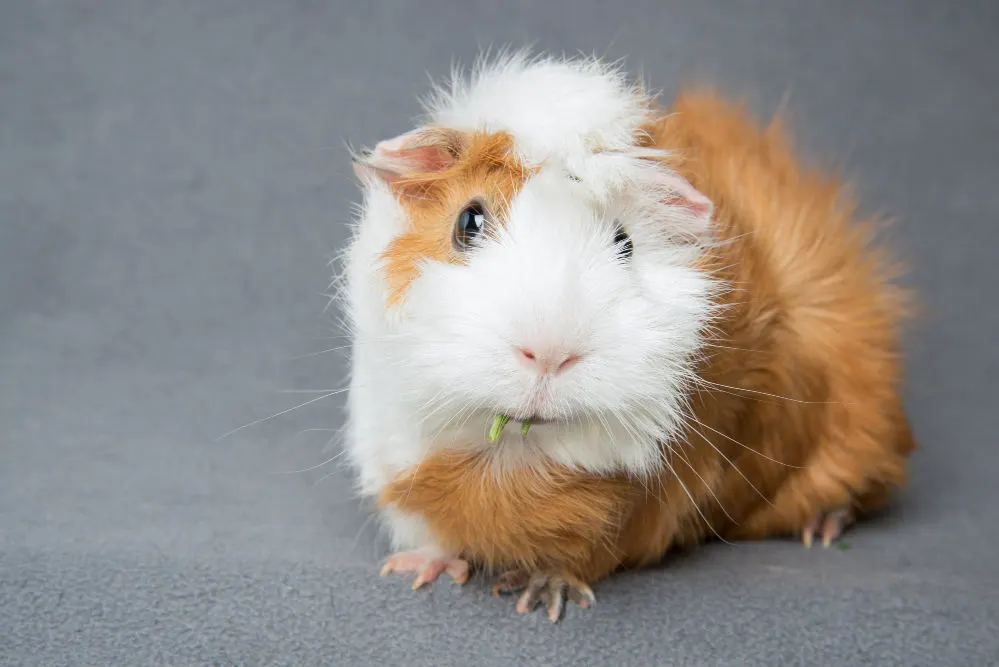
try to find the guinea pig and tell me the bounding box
[341,51,915,622]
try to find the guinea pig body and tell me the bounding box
[342,53,914,620]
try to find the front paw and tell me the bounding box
[380,548,470,589]
[492,569,595,623]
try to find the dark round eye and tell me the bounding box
[454,202,487,250]
[614,224,633,259]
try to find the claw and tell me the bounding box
[802,518,818,549]
[566,581,596,609]
[546,581,566,622]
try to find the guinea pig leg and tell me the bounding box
[801,506,855,548]
[379,548,470,589]
[492,569,595,623]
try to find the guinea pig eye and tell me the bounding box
[613,223,633,259]
[453,202,487,250]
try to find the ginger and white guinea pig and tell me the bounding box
[340,51,915,622]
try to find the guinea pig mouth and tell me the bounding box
[518,415,553,425]
[487,413,562,442]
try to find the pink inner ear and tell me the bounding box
[659,172,714,221]
[354,129,457,185]
[381,143,453,173]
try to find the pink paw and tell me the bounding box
[802,506,855,548]
[379,548,470,589]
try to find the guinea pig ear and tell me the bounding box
[352,127,465,191]
[593,148,714,224]
[652,169,713,223]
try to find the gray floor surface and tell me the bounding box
[2,1,998,665]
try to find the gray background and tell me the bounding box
[2,1,997,665]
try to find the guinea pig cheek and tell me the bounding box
[396,258,529,408]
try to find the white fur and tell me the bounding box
[340,53,719,551]
[426,51,654,166]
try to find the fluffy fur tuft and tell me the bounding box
[423,49,655,165]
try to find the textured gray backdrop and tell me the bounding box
[2,1,997,665]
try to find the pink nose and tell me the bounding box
[515,347,582,375]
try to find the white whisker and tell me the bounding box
[658,451,732,545]
[272,449,348,475]
[689,415,803,469]
[685,421,775,509]
[215,391,344,441]
[672,446,737,524]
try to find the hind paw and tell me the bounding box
[801,506,855,548]
[492,569,595,623]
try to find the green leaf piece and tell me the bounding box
[488,414,511,442]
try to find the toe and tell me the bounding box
[492,569,530,596]
[565,580,596,610]
[380,550,427,575]
[515,574,548,614]
[820,507,854,548]
[515,589,536,614]
[411,561,446,590]
[801,513,822,548]
[380,550,469,590]
[546,578,568,623]
[445,559,470,584]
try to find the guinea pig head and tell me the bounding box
[352,124,718,471]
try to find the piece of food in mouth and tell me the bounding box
[488,414,533,441]
[488,414,511,442]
